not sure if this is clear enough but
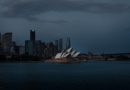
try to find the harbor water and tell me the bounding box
[0,61,130,90]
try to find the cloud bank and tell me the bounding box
[0,0,130,21]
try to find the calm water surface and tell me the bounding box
[0,61,130,90]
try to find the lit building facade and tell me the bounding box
[2,32,13,54]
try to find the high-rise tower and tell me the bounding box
[59,38,63,51]
[30,30,35,41]
[2,32,13,54]
[0,33,1,44]
[66,37,71,49]
[0,33,1,41]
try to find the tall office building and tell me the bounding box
[25,30,43,56]
[55,40,58,52]
[2,32,13,54]
[66,37,71,49]
[25,30,36,55]
[0,33,1,47]
[0,33,2,54]
[0,33,1,42]
[2,32,12,43]
[34,40,42,56]
[25,40,35,55]
[45,42,56,57]
[30,30,35,41]
[59,38,63,51]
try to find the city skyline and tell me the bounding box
[0,1,130,90]
[0,0,130,53]
[0,27,130,54]
[0,30,72,58]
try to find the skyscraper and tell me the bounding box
[59,38,63,51]
[0,33,1,46]
[0,33,1,42]
[66,37,71,49]
[25,30,36,55]
[55,40,59,52]
[30,30,35,41]
[25,40,35,55]
[34,40,42,56]
[2,32,12,43]
[0,33,2,54]
[25,30,43,56]
[2,32,13,54]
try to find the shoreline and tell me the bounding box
[0,59,130,64]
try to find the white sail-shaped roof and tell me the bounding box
[61,52,67,58]
[63,53,70,58]
[55,53,62,59]
[55,48,80,59]
[71,50,76,56]
[72,52,80,57]
[67,48,73,53]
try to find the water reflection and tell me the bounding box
[0,61,130,90]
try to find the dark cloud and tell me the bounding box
[23,16,68,23]
[0,0,130,53]
[0,0,130,21]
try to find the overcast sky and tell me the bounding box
[0,0,130,53]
